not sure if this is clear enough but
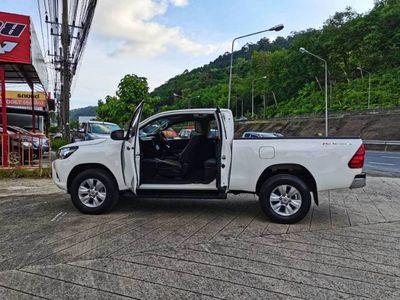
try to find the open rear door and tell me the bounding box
[122,101,144,194]
[215,108,233,192]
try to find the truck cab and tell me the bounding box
[116,103,233,196]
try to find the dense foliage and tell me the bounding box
[149,0,400,118]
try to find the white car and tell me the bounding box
[52,103,366,223]
[72,121,121,142]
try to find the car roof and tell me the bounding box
[88,121,118,125]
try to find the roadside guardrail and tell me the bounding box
[363,140,400,151]
[363,140,400,146]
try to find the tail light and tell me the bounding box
[348,144,365,169]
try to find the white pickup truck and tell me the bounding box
[52,103,366,223]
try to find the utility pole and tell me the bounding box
[61,0,71,141]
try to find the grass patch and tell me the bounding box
[0,167,51,179]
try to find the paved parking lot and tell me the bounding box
[1,177,400,299]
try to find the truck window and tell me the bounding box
[170,121,195,139]
[208,120,219,138]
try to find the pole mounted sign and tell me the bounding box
[5,90,47,108]
[0,12,30,64]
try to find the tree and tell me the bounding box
[97,74,160,127]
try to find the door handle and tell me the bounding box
[126,146,131,150]
[222,155,226,160]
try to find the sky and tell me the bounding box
[2,0,375,109]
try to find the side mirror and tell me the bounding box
[110,129,125,140]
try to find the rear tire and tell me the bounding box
[70,168,119,214]
[259,174,311,224]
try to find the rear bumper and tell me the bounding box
[350,173,366,189]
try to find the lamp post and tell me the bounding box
[251,75,267,119]
[228,24,284,110]
[173,93,200,109]
[188,95,200,109]
[299,47,329,137]
[173,92,183,99]
[357,67,371,109]
[263,95,266,119]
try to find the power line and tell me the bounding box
[36,0,47,61]
[36,0,97,139]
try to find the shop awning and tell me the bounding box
[0,11,48,92]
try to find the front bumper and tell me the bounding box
[350,173,366,189]
[52,161,67,191]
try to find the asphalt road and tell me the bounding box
[364,151,400,177]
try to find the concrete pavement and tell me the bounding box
[1,178,400,299]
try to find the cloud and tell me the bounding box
[170,0,188,7]
[93,0,224,57]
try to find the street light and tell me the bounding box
[173,92,183,98]
[299,47,329,137]
[188,95,200,109]
[357,67,371,109]
[252,75,267,119]
[228,24,284,110]
[173,93,200,108]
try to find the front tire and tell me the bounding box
[259,174,311,224]
[70,168,119,214]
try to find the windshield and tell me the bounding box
[90,123,121,134]
[139,118,169,137]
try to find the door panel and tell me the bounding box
[215,109,233,191]
[122,101,144,194]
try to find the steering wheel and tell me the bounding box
[156,131,170,150]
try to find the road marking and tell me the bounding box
[382,156,400,159]
[51,212,66,222]
[368,162,396,166]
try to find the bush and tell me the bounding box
[51,139,68,151]
[49,126,59,134]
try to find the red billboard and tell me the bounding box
[0,12,31,64]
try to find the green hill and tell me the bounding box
[69,106,97,121]
[151,0,400,118]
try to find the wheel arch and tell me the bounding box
[67,163,118,193]
[255,163,319,205]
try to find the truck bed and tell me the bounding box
[230,137,363,193]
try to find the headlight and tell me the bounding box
[57,146,78,159]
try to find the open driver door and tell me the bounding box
[215,108,233,193]
[122,101,144,195]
